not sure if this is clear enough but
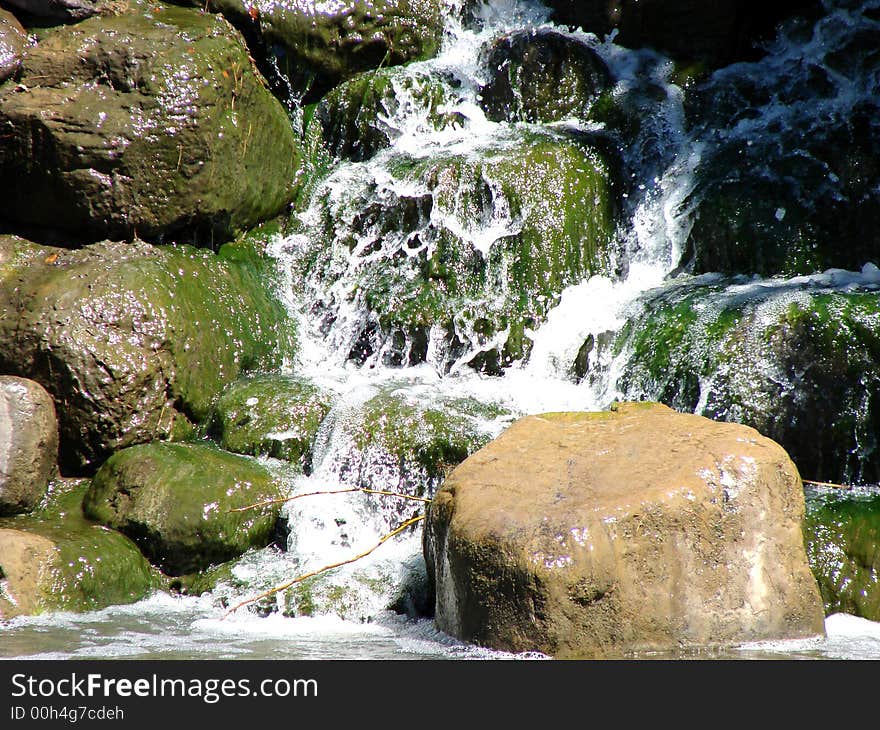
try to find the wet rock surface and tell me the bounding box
[425,403,825,657]
[0,376,58,516]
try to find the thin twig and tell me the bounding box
[803,479,853,490]
[223,514,426,617]
[228,487,431,513]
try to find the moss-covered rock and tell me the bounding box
[609,272,880,484]
[0,237,295,474]
[684,102,880,276]
[297,128,619,372]
[208,375,333,471]
[316,385,510,532]
[545,0,821,67]
[314,65,461,162]
[83,442,286,575]
[804,486,880,621]
[0,479,162,618]
[480,29,611,124]
[0,4,301,246]
[197,0,444,102]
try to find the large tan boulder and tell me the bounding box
[424,402,825,657]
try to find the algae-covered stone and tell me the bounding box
[297,128,619,372]
[209,375,333,471]
[480,29,611,124]
[0,4,300,246]
[804,486,880,621]
[0,237,295,474]
[314,65,461,162]
[0,479,161,618]
[425,403,825,657]
[326,387,507,502]
[0,376,58,515]
[83,442,286,575]
[608,271,880,484]
[199,0,443,102]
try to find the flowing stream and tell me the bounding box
[3,0,880,660]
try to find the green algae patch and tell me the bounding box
[209,375,334,471]
[611,278,880,484]
[0,4,301,246]
[83,442,286,575]
[202,0,443,101]
[298,128,619,372]
[0,479,162,618]
[0,238,296,474]
[805,488,880,621]
[315,65,461,162]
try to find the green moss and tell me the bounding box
[613,279,880,483]
[84,442,286,575]
[208,375,333,470]
[0,479,163,613]
[307,130,619,370]
[0,6,301,245]
[804,488,880,620]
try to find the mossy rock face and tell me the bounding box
[609,273,880,484]
[319,386,510,531]
[804,487,880,621]
[297,129,619,372]
[198,0,443,102]
[0,9,26,84]
[0,479,162,618]
[208,375,333,472]
[83,442,286,575]
[0,4,300,246]
[0,237,296,474]
[480,29,612,124]
[314,66,461,163]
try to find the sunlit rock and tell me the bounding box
[0,4,300,246]
[0,376,58,516]
[425,402,825,657]
[0,9,27,84]
[0,237,295,474]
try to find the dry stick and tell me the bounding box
[803,479,853,490]
[228,487,432,513]
[223,514,426,617]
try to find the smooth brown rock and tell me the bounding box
[0,528,57,617]
[0,376,58,515]
[424,402,826,657]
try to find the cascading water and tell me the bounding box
[3,0,880,659]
